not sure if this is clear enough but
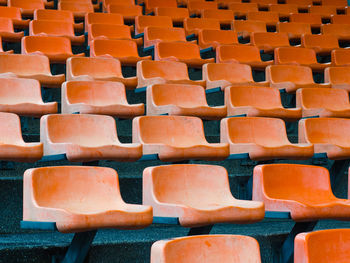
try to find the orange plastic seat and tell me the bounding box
[144,27,186,49]
[290,13,322,29]
[250,0,277,9]
[41,114,142,162]
[251,32,290,53]
[137,60,205,88]
[154,7,189,25]
[144,0,177,14]
[133,116,229,161]
[0,54,65,87]
[0,112,43,162]
[322,0,348,5]
[201,9,234,26]
[58,2,94,20]
[62,81,144,117]
[246,11,280,27]
[8,0,44,17]
[285,0,313,10]
[225,86,301,121]
[331,15,350,25]
[29,20,84,46]
[34,9,83,32]
[154,42,214,68]
[295,229,350,263]
[147,84,226,119]
[90,39,151,66]
[183,18,221,36]
[66,57,137,89]
[0,17,23,43]
[144,164,264,227]
[217,0,241,9]
[22,36,84,64]
[221,117,313,160]
[216,45,273,70]
[324,66,350,91]
[228,3,258,18]
[296,87,350,118]
[266,65,330,93]
[187,1,217,16]
[0,6,29,29]
[107,4,143,24]
[102,0,134,11]
[321,24,350,41]
[84,13,124,33]
[198,29,238,50]
[277,22,311,40]
[309,5,338,19]
[232,20,267,39]
[204,63,268,90]
[301,34,339,55]
[135,15,173,36]
[268,4,299,19]
[331,49,350,66]
[23,166,153,233]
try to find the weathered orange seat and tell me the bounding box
[250,32,290,53]
[147,84,226,119]
[154,42,214,68]
[62,80,144,117]
[67,57,137,89]
[250,0,277,9]
[133,116,229,161]
[228,3,258,18]
[22,36,84,64]
[296,87,350,118]
[144,164,264,227]
[154,7,189,25]
[299,117,350,160]
[135,15,173,36]
[276,22,311,40]
[41,114,143,162]
[253,164,350,220]
[107,4,142,24]
[331,49,350,66]
[216,45,273,70]
[321,24,350,41]
[23,166,153,233]
[324,66,350,91]
[201,9,234,26]
[285,0,313,10]
[188,1,217,16]
[34,9,83,32]
[221,117,313,160]
[301,34,339,55]
[268,4,298,19]
[0,54,65,87]
[198,29,238,50]
[0,17,23,42]
[295,229,350,263]
[144,27,186,49]
[58,1,94,20]
[0,112,43,162]
[8,0,44,17]
[309,5,338,19]
[0,6,29,29]
[290,13,322,29]
[225,86,301,121]
[266,65,330,93]
[331,15,350,25]
[137,60,205,89]
[231,20,267,39]
[246,11,280,27]
[204,63,268,90]
[183,18,221,36]
[84,12,124,33]
[144,0,177,14]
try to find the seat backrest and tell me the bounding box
[139,60,190,80]
[266,65,315,84]
[0,17,15,32]
[199,29,238,46]
[90,24,131,40]
[136,15,173,34]
[250,0,277,4]
[285,0,313,6]
[34,9,75,23]
[145,27,186,42]
[217,45,262,63]
[184,18,221,31]
[251,32,290,48]
[322,24,350,35]
[228,3,258,14]
[0,6,22,20]
[85,12,124,28]
[309,5,338,15]
[269,4,298,14]
[156,42,201,60]
[275,47,318,65]
[331,49,350,66]
[145,0,177,13]
[30,20,75,37]
[188,1,218,12]
[290,13,322,24]
[92,39,139,57]
[154,7,189,20]
[0,78,43,104]
[246,11,279,23]
[22,36,72,54]
[58,1,94,13]
[331,15,350,25]
[232,20,267,34]
[0,112,25,144]
[9,0,44,10]
[204,63,254,83]
[324,66,350,84]
[104,0,134,6]
[322,0,347,5]
[277,22,311,36]
[301,34,339,49]
[201,9,234,21]
[107,4,143,16]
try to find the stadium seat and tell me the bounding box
[296,88,350,118]
[154,7,189,25]
[231,20,267,39]
[183,18,221,36]
[29,20,85,45]
[62,81,144,117]
[309,6,338,19]
[66,57,137,89]
[217,0,242,9]
[266,65,330,93]
[0,6,29,29]
[331,49,350,66]
[203,63,269,90]
[290,14,322,29]
[135,15,173,36]
[322,0,348,5]
[225,86,301,121]
[221,117,313,160]
[201,9,234,26]
[324,66,350,91]
[188,1,217,16]
[321,24,350,41]
[274,47,330,72]
[246,11,280,27]
[253,164,350,220]
[144,27,187,49]
[58,1,94,20]
[107,4,143,24]
[216,45,273,70]
[0,17,23,42]
[154,42,214,68]
[0,78,57,117]
[23,166,153,233]
[285,0,313,11]
[143,164,264,226]
[301,34,339,55]
[144,0,177,15]
[41,114,143,162]
[268,4,299,19]
[133,116,229,161]
[295,229,350,263]
[198,29,238,50]
[276,22,311,40]
[137,60,205,89]
[0,112,43,162]
[22,36,84,64]
[84,12,124,33]
[102,0,134,12]
[146,84,226,119]
[8,0,44,17]
[90,39,151,66]
[250,0,277,9]
[331,15,350,25]
[228,3,258,18]
[151,235,262,263]
[0,54,65,87]
[250,32,290,53]
[34,9,83,32]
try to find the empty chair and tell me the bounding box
[250,0,277,9]
[253,164,350,220]
[285,0,313,10]
[137,60,205,89]
[221,117,313,160]
[290,14,322,29]
[183,18,221,36]
[198,29,238,50]
[268,4,299,19]
[0,17,23,42]
[266,65,330,93]
[23,166,153,233]
[22,36,84,64]
[147,84,226,119]
[151,235,262,263]
[217,0,242,9]
[188,1,217,16]
[331,15,350,25]
[277,22,311,40]
[309,5,338,19]
[228,3,258,18]
[325,66,350,91]
[102,0,134,12]
[8,0,44,17]
[154,42,214,68]
[301,34,339,55]
[62,81,144,117]
[133,116,229,161]
[144,0,177,14]
[232,20,267,39]
[251,32,290,53]
[84,12,124,32]
[154,7,189,25]
[144,165,264,226]
[0,6,29,29]
[34,9,83,32]
[0,112,42,162]
[201,9,234,26]
[247,11,280,27]
[295,229,350,263]
[41,114,143,162]
[331,49,350,66]
[274,47,330,72]
[135,15,173,36]
[296,88,350,118]
[90,39,151,66]
[107,5,143,23]
[58,2,94,20]
[216,45,273,70]
[203,63,268,90]
[225,86,301,121]
[144,27,186,49]
[321,24,350,41]
[0,54,65,87]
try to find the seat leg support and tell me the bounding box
[187,225,213,236]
